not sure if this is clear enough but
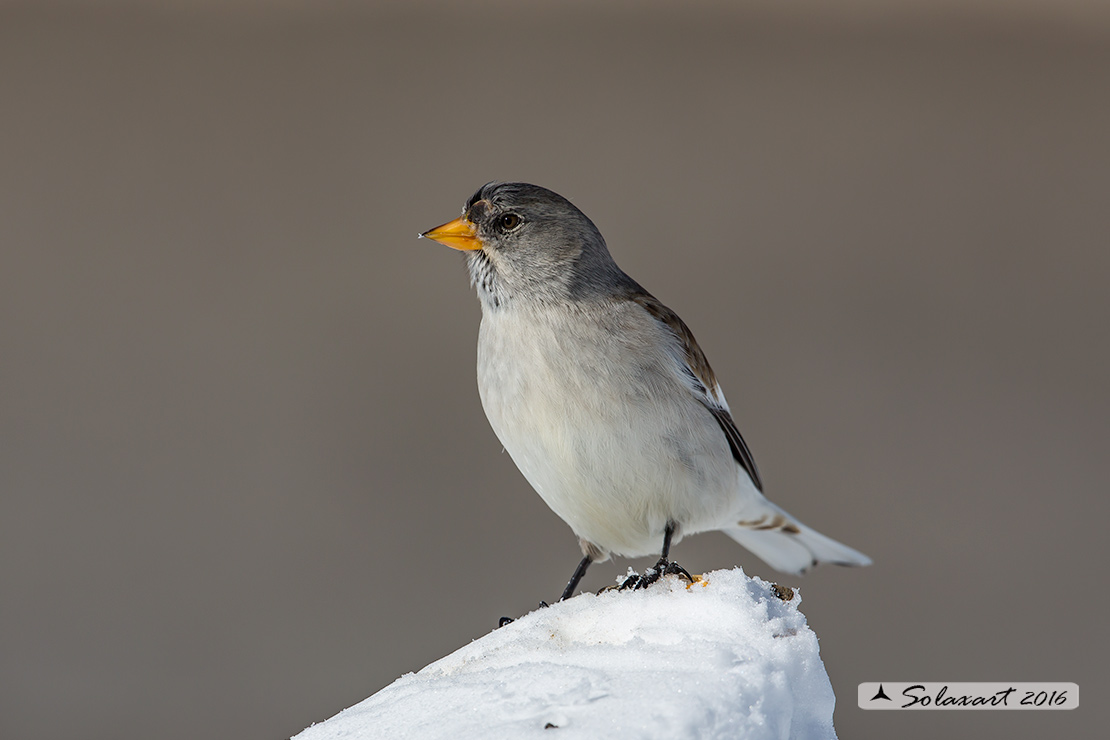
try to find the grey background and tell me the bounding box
[2,2,1107,739]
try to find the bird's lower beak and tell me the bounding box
[421,217,482,251]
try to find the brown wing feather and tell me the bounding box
[627,291,764,491]
[706,404,764,491]
[629,293,719,394]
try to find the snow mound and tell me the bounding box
[294,568,838,740]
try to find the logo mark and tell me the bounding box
[858,683,1078,710]
[870,684,892,701]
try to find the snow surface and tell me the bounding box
[294,568,838,740]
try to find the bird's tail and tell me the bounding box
[724,502,871,576]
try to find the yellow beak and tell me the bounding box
[421,217,482,251]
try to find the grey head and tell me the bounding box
[423,182,636,310]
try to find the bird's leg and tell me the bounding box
[644,521,693,585]
[661,519,676,560]
[498,554,593,628]
[656,521,692,579]
[560,554,593,602]
[619,522,693,590]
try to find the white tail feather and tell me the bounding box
[725,520,872,576]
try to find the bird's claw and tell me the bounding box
[617,558,693,591]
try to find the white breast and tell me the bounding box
[476,302,741,558]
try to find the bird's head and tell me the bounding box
[421,182,629,309]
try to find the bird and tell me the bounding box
[421,182,870,602]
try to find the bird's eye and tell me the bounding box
[497,213,522,232]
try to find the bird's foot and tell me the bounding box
[497,601,551,628]
[617,558,693,591]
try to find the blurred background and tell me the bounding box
[2,1,1107,738]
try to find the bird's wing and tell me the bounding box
[628,292,764,491]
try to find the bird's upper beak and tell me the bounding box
[421,216,482,251]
